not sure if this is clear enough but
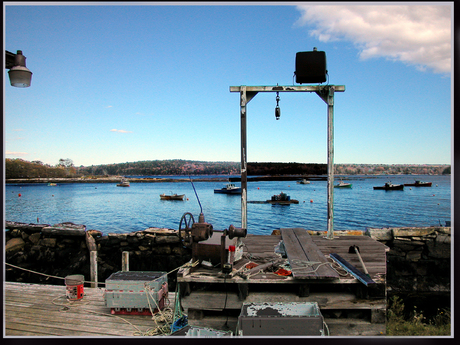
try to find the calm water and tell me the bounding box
[4,175,451,235]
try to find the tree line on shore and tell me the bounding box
[5,158,451,179]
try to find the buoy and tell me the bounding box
[310,199,313,203]
[18,193,21,197]
[186,198,189,201]
[257,187,260,190]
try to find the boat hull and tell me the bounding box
[214,188,241,194]
[373,185,404,190]
[160,194,185,200]
[334,184,352,188]
[403,182,432,187]
[266,199,299,205]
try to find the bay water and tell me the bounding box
[4,175,451,235]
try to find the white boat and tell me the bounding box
[116,178,130,187]
[296,179,310,184]
[160,193,185,201]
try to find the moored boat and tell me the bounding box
[116,178,130,187]
[160,193,185,201]
[214,183,242,194]
[403,180,432,187]
[296,179,310,184]
[334,181,352,188]
[373,183,404,191]
[266,192,299,205]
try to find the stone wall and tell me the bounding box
[5,221,191,290]
[366,226,451,294]
[5,222,451,297]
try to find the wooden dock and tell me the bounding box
[5,228,389,337]
[177,228,389,336]
[4,281,177,337]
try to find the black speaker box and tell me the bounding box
[295,51,327,84]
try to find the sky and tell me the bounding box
[4,2,453,167]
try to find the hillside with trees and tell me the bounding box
[4,158,451,179]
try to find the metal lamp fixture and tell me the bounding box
[6,50,32,87]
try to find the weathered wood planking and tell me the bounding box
[280,228,339,279]
[4,282,176,337]
[311,235,388,279]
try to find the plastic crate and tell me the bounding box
[104,271,168,313]
[237,302,324,336]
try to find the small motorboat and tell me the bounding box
[160,193,185,201]
[334,181,352,188]
[266,192,299,205]
[403,180,432,187]
[373,183,404,191]
[296,179,311,184]
[214,183,242,194]
[48,183,57,186]
[117,178,130,187]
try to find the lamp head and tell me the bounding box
[8,50,32,88]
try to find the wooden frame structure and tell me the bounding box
[230,85,345,239]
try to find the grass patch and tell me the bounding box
[386,295,451,336]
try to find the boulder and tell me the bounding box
[6,237,25,253]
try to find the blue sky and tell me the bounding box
[4,2,452,167]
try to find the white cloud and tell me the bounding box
[110,129,133,133]
[295,4,451,74]
[6,150,28,156]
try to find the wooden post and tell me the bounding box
[122,251,129,271]
[90,250,97,288]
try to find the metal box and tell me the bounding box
[237,302,324,336]
[104,271,168,313]
[171,326,232,337]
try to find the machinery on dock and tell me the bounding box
[178,179,247,271]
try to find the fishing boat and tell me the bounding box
[160,193,185,201]
[266,192,299,205]
[373,183,404,191]
[334,181,352,188]
[214,183,242,194]
[296,179,310,184]
[116,178,130,187]
[403,180,432,187]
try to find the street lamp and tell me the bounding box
[5,50,32,87]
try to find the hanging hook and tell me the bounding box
[275,91,280,120]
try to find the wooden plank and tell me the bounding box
[281,228,339,279]
[4,282,176,337]
[180,290,386,312]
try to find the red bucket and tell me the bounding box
[65,274,84,300]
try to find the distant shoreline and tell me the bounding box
[5,173,447,184]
